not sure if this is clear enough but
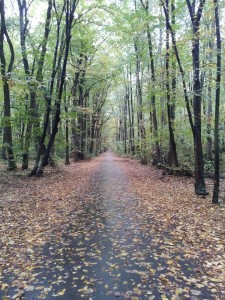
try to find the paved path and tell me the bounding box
[1,152,215,299]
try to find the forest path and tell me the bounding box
[1,152,225,299]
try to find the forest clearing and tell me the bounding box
[0,152,225,299]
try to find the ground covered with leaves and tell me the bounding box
[0,152,225,299]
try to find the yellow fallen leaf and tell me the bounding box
[1,283,8,290]
[210,278,220,282]
[57,289,66,296]
[175,288,184,295]
[35,286,45,290]
[133,287,142,295]
[120,251,128,257]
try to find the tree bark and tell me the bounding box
[17,0,35,169]
[186,0,207,195]
[140,0,161,164]
[134,39,147,164]
[17,0,52,169]
[165,0,178,167]
[161,0,194,134]
[64,83,70,165]
[212,0,221,204]
[0,0,16,170]
[124,89,128,154]
[30,1,66,175]
[206,37,213,161]
[36,0,79,176]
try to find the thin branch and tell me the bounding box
[197,0,206,23]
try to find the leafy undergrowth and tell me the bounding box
[121,159,225,298]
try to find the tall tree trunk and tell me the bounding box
[129,64,135,154]
[206,37,213,161]
[36,0,79,176]
[126,69,133,154]
[30,1,65,175]
[77,56,88,160]
[161,0,194,134]
[147,24,160,164]
[71,55,83,161]
[64,83,70,165]
[165,0,178,167]
[0,0,16,170]
[124,90,128,154]
[140,0,160,163]
[17,0,52,169]
[212,0,221,204]
[186,0,207,195]
[162,0,208,195]
[17,0,35,169]
[134,39,146,164]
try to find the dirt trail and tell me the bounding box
[0,152,225,299]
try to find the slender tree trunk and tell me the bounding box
[186,0,207,195]
[129,64,135,154]
[212,0,221,204]
[158,10,166,130]
[126,69,133,154]
[139,0,161,163]
[161,0,194,134]
[17,0,52,169]
[134,39,146,164]
[134,39,143,125]
[0,0,16,170]
[165,0,178,167]
[162,0,208,195]
[77,57,88,159]
[30,2,65,175]
[124,91,128,154]
[71,56,83,161]
[206,38,213,161]
[17,0,36,169]
[89,114,96,155]
[146,24,160,164]
[36,0,78,176]
[64,83,70,165]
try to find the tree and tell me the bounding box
[186,0,207,195]
[30,0,66,175]
[165,0,178,167]
[127,65,135,155]
[17,0,53,169]
[35,0,79,176]
[162,0,208,195]
[212,0,221,204]
[140,0,161,164]
[0,0,16,170]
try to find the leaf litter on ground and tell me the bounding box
[0,153,225,299]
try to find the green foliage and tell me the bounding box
[0,0,224,178]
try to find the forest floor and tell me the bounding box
[0,152,225,300]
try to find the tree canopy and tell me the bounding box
[0,0,224,202]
